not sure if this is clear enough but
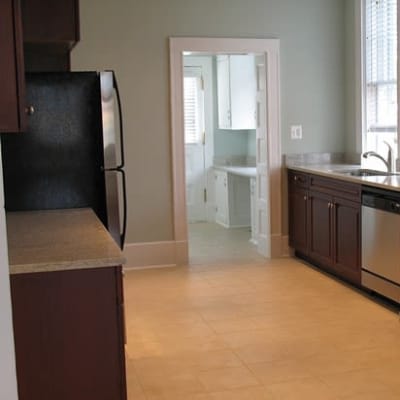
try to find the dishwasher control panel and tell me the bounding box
[362,187,400,214]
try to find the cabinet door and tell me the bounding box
[288,187,308,254]
[215,170,229,226]
[227,174,251,227]
[229,55,256,129]
[332,197,361,285]
[250,177,258,243]
[308,191,333,268]
[216,55,256,130]
[0,0,26,133]
[216,55,231,129]
[11,267,127,400]
[21,0,79,45]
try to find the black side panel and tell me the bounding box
[1,72,107,225]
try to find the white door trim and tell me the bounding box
[169,37,283,264]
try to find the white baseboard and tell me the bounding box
[123,235,288,269]
[123,240,189,269]
[281,235,290,257]
[271,234,290,258]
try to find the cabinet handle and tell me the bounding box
[303,195,307,201]
[294,176,298,181]
[25,105,35,116]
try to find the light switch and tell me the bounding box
[291,125,302,140]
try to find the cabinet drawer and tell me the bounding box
[310,174,361,202]
[288,170,309,189]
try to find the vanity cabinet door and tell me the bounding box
[0,0,26,133]
[215,170,229,226]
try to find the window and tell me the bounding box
[364,0,397,155]
[183,67,204,144]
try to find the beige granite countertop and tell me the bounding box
[213,165,257,178]
[287,163,400,192]
[7,208,126,275]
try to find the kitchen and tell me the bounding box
[1,0,400,399]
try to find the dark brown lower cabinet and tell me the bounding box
[11,266,127,400]
[332,197,361,283]
[288,186,308,254]
[288,169,361,286]
[308,190,334,268]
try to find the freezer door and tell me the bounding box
[101,71,122,170]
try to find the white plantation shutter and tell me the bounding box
[184,67,204,144]
[365,0,397,133]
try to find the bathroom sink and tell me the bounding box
[332,168,399,177]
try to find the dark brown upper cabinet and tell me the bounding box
[21,0,79,46]
[21,0,80,71]
[0,0,26,133]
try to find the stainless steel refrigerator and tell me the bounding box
[1,71,127,248]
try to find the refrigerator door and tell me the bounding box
[104,170,121,247]
[100,71,127,248]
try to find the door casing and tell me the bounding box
[169,37,284,264]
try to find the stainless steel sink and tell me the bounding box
[332,168,399,177]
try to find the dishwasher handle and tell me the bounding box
[362,193,400,214]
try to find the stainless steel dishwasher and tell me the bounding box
[362,187,400,303]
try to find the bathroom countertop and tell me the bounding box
[213,165,257,178]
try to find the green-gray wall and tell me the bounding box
[345,0,359,155]
[72,0,346,243]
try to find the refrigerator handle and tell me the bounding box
[116,168,128,249]
[112,71,125,170]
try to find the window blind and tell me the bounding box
[365,0,397,133]
[184,67,204,144]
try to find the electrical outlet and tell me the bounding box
[291,125,302,140]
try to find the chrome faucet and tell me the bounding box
[362,141,396,172]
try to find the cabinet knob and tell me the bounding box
[25,105,35,116]
[303,195,307,201]
[294,176,298,181]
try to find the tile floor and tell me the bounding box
[188,222,265,265]
[124,257,400,399]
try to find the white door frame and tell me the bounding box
[169,37,283,264]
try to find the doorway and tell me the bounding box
[183,52,265,264]
[170,38,283,265]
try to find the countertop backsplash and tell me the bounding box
[284,152,361,167]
